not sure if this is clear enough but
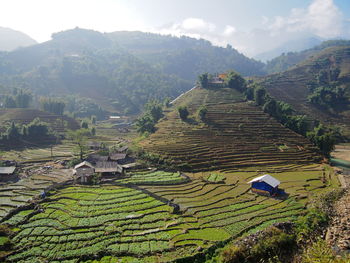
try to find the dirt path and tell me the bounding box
[326,172,350,252]
[332,144,350,162]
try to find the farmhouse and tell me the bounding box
[73,161,95,184]
[248,174,281,196]
[95,161,123,174]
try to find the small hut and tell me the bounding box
[248,174,280,196]
[73,161,95,184]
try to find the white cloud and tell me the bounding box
[155,0,349,58]
[223,25,236,36]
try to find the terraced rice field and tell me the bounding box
[1,164,339,262]
[117,170,188,185]
[259,46,350,129]
[3,185,229,262]
[0,169,72,220]
[142,164,339,238]
[140,87,322,172]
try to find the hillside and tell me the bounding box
[108,31,266,80]
[140,87,321,172]
[0,108,79,133]
[0,27,37,51]
[258,46,350,136]
[0,28,267,115]
[264,40,350,74]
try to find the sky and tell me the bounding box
[0,0,349,57]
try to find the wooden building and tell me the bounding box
[73,161,95,184]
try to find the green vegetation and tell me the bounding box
[1,89,32,109]
[140,87,320,171]
[224,70,247,92]
[39,97,65,115]
[135,100,164,134]
[67,128,91,160]
[117,170,187,185]
[177,106,189,121]
[4,185,227,262]
[205,173,226,183]
[197,105,208,121]
[220,188,345,263]
[0,118,56,147]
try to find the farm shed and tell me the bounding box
[73,161,95,184]
[248,174,280,196]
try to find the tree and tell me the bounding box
[197,105,208,121]
[254,87,267,106]
[14,89,32,108]
[81,120,89,129]
[67,129,90,160]
[26,118,50,138]
[263,98,278,118]
[40,97,65,115]
[198,73,209,89]
[178,106,189,120]
[145,100,163,122]
[224,71,246,92]
[6,122,20,141]
[4,96,16,108]
[135,115,156,134]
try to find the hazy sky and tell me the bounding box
[0,0,349,56]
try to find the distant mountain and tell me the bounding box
[255,36,322,62]
[108,31,266,79]
[0,27,37,51]
[0,28,268,115]
[264,39,350,74]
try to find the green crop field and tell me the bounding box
[1,163,339,262]
[3,185,229,262]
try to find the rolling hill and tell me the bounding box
[264,40,350,74]
[0,27,37,51]
[0,28,266,115]
[258,45,350,137]
[139,86,322,172]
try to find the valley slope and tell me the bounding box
[258,46,350,134]
[140,87,322,172]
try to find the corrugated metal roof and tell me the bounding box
[248,174,280,188]
[0,167,16,175]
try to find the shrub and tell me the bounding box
[178,106,189,120]
[197,105,208,121]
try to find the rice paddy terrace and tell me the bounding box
[140,87,322,172]
[1,165,339,262]
[258,46,350,129]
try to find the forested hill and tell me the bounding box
[0,28,267,115]
[108,31,265,80]
[264,40,350,74]
[258,45,350,136]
